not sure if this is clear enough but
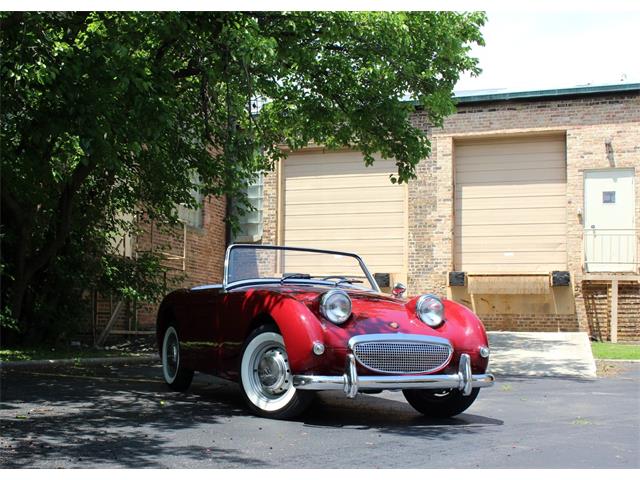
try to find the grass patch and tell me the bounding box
[591,342,640,360]
[572,417,593,426]
[0,347,146,362]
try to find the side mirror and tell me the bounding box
[392,282,406,298]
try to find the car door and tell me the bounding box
[174,288,222,374]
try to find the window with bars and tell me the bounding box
[177,174,204,229]
[231,173,264,243]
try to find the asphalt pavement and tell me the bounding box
[1,361,639,468]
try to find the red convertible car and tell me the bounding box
[157,244,494,419]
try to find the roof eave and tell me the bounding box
[454,83,640,105]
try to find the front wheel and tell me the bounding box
[162,325,194,392]
[240,325,314,419]
[403,388,480,418]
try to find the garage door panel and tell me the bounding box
[286,212,404,229]
[284,253,404,267]
[451,261,565,274]
[455,138,565,156]
[287,227,404,241]
[456,195,565,210]
[455,224,567,237]
[456,207,566,226]
[286,200,404,216]
[286,186,403,204]
[456,168,567,185]
[455,251,567,264]
[280,253,403,276]
[455,150,564,164]
[286,159,398,177]
[454,135,567,272]
[288,239,405,254]
[456,183,566,199]
[456,250,566,271]
[286,173,398,190]
[457,158,563,173]
[455,236,566,252]
[284,151,406,277]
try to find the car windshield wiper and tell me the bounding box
[321,276,364,286]
[280,273,311,284]
[280,274,364,287]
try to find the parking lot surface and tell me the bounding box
[1,361,639,468]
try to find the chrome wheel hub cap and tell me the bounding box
[257,349,289,395]
[166,334,178,377]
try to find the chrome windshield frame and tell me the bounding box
[223,244,381,292]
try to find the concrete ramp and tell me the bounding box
[487,332,597,378]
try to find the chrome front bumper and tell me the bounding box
[293,353,495,398]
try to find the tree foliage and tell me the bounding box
[1,11,485,343]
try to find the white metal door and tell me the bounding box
[584,169,636,272]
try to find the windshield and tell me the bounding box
[225,245,378,291]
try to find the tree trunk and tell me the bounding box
[9,274,29,331]
[2,162,95,342]
[2,196,32,335]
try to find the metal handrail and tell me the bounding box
[583,227,639,271]
[584,228,639,231]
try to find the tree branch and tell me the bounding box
[172,66,201,79]
[0,185,24,223]
[0,12,24,31]
[155,38,177,65]
[25,161,95,279]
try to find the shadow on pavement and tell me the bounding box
[299,391,504,439]
[1,363,504,467]
[0,365,262,467]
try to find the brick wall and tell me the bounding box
[96,196,227,335]
[583,283,640,342]
[262,165,279,246]
[408,91,640,336]
[261,90,640,339]
[479,314,580,333]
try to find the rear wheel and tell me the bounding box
[162,325,194,392]
[403,388,480,418]
[240,324,314,419]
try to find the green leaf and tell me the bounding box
[0,11,484,342]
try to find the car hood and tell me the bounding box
[232,283,488,363]
[245,283,406,307]
[243,284,434,336]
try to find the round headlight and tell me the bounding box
[320,290,352,325]
[416,294,445,327]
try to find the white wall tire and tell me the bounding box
[162,325,193,391]
[240,325,313,419]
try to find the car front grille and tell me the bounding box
[352,340,452,374]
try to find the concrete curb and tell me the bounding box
[0,354,159,369]
[596,358,640,363]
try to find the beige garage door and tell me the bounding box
[283,150,406,277]
[454,135,567,273]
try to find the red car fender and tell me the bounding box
[402,295,489,372]
[267,296,326,373]
[440,299,490,372]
